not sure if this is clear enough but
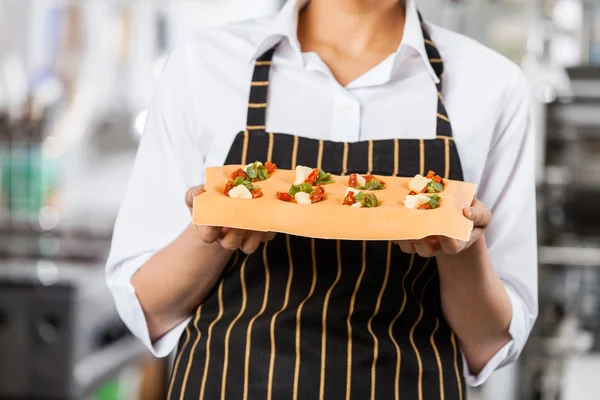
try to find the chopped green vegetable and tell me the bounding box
[288,183,314,196]
[257,165,269,181]
[426,181,444,193]
[243,181,258,191]
[232,176,258,191]
[428,194,441,209]
[355,192,379,208]
[246,164,257,179]
[358,178,385,191]
[245,161,270,181]
[315,169,334,185]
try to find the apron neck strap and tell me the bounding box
[244,12,454,139]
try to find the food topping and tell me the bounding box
[294,165,334,186]
[230,168,248,180]
[278,182,326,204]
[293,166,314,185]
[408,170,445,194]
[348,174,385,190]
[295,192,312,205]
[225,176,262,199]
[343,192,356,205]
[342,187,378,208]
[228,184,252,199]
[244,161,271,182]
[276,192,293,202]
[309,184,325,203]
[265,161,277,174]
[404,194,441,209]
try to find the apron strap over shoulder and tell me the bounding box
[246,47,277,132]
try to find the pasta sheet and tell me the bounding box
[193,165,476,241]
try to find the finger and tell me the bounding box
[438,236,462,256]
[199,226,222,243]
[397,241,416,254]
[185,185,205,210]
[413,239,437,258]
[218,229,246,251]
[240,231,263,254]
[261,232,277,242]
[463,198,491,228]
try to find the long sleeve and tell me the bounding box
[105,40,204,357]
[462,69,539,386]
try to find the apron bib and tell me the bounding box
[168,14,467,400]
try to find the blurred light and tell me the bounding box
[553,0,583,32]
[134,109,148,137]
[39,206,60,231]
[36,260,58,286]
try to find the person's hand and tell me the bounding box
[185,185,276,254]
[393,198,491,258]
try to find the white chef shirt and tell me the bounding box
[105,0,538,387]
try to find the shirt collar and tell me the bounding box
[249,0,440,84]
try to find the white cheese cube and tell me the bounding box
[356,174,366,186]
[408,174,429,193]
[404,194,432,209]
[294,166,315,185]
[294,192,312,205]
[228,184,253,199]
[345,187,361,196]
[351,202,363,208]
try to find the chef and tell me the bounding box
[106,0,538,398]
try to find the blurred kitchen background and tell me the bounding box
[0,0,599,399]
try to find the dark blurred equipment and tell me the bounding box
[0,261,147,400]
[521,66,600,400]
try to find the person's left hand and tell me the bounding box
[393,198,491,258]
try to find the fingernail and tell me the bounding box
[192,188,201,197]
[464,209,472,219]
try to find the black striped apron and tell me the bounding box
[168,14,467,400]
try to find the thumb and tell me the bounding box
[186,185,205,209]
[463,199,491,228]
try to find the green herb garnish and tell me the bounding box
[358,177,385,191]
[426,181,444,193]
[315,169,334,185]
[233,176,259,191]
[288,182,314,196]
[355,192,379,208]
[245,162,270,181]
[428,194,441,209]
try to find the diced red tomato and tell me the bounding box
[433,175,444,185]
[342,192,355,205]
[417,203,432,210]
[251,189,263,198]
[231,168,247,180]
[277,192,293,202]
[408,190,418,195]
[224,180,235,196]
[265,161,277,174]
[310,184,325,203]
[305,168,319,184]
[348,174,358,188]
[363,175,385,186]
[426,170,436,179]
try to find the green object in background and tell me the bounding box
[2,141,59,223]
[94,380,120,400]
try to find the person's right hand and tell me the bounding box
[186,185,276,254]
